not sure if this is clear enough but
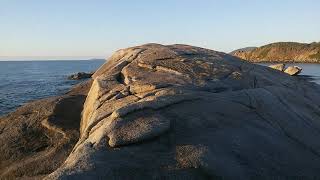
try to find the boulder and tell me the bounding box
[68,72,93,80]
[268,63,285,71]
[44,44,320,179]
[284,66,302,76]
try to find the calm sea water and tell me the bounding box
[0,60,104,116]
[0,61,319,116]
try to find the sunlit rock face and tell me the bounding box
[47,44,320,179]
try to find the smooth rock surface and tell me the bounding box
[45,44,320,179]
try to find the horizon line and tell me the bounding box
[0,56,107,61]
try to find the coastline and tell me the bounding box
[0,79,92,178]
[0,80,89,118]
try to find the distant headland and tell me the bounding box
[231,42,320,63]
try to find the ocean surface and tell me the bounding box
[0,60,105,116]
[0,61,320,116]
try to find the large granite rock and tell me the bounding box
[0,80,92,179]
[44,44,320,179]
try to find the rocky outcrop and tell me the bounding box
[284,66,302,76]
[43,44,320,179]
[68,72,94,80]
[268,64,302,76]
[268,63,285,71]
[0,80,92,179]
[232,42,320,63]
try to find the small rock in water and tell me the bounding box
[68,72,93,80]
[284,66,302,76]
[268,63,285,71]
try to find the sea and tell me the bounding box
[0,61,319,116]
[0,60,105,116]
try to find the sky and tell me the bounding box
[1,0,319,60]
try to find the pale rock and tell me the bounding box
[284,66,302,76]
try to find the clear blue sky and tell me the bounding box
[1,0,319,60]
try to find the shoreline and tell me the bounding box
[0,80,89,118]
[0,60,104,117]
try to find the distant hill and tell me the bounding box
[230,47,257,55]
[231,42,320,63]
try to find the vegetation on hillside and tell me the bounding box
[232,42,320,63]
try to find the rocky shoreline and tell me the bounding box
[0,80,92,179]
[2,44,320,179]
